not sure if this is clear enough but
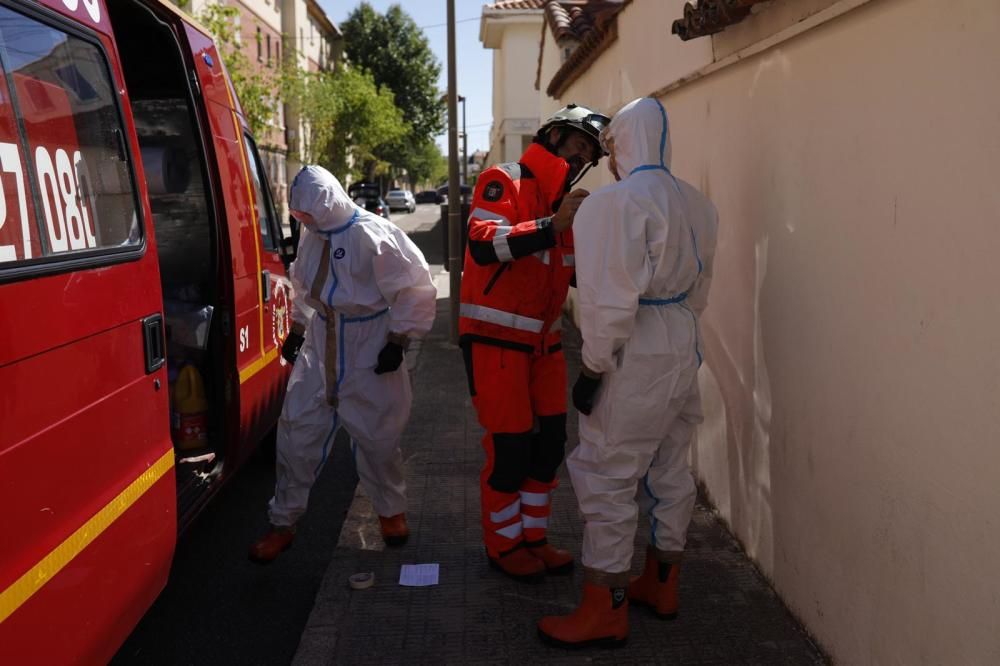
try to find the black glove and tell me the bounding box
[572,371,602,416]
[374,341,405,375]
[281,330,305,364]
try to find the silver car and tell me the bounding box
[385,189,416,213]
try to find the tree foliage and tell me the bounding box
[197,5,279,140]
[341,3,444,141]
[197,4,407,180]
[283,67,407,182]
[341,3,447,185]
[398,138,447,189]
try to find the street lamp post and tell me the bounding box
[446,0,461,343]
[458,95,468,200]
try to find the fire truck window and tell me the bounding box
[0,6,140,268]
[243,135,279,251]
[0,51,40,264]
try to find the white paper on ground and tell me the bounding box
[399,563,440,586]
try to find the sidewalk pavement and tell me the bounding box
[292,280,827,665]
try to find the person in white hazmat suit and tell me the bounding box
[249,166,436,563]
[538,98,718,647]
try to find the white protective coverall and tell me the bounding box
[567,97,718,573]
[268,166,437,527]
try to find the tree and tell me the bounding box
[340,3,444,145]
[283,66,407,182]
[197,5,279,140]
[196,2,409,182]
[398,138,447,189]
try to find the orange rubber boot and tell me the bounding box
[378,513,410,546]
[627,546,680,620]
[248,526,295,564]
[488,546,545,583]
[538,580,629,648]
[526,540,574,575]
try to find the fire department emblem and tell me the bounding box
[271,278,291,348]
[483,181,504,202]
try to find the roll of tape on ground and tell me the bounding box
[349,572,375,590]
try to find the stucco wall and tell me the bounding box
[549,0,1000,663]
[554,0,713,192]
[235,0,281,32]
[489,49,505,164]
[500,23,542,123]
[486,19,541,167]
[538,25,562,120]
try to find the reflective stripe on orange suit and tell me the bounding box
[459,142,574,558]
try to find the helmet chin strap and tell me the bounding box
[568,163,593,189]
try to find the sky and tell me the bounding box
[321,1,494,158]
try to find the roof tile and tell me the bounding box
[486,0,546,10]
[541,1,629,98]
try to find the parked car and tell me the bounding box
[415,190,442,204]
[348,181,380,200]
[385,189,416,213]
[437,184,472,203]
[354,195,391,220]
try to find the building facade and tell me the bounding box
[497,0,1000,663]
[187,0,287,208]
[282,0,342,202]
[184,0,340,220]
[479,1,545,167]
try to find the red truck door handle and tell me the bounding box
[142,314,166,374]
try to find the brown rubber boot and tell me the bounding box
[525,539,574,575]
[248,526,295,564]
[487,545,546,583]
[378,513,410,546]
[537,571,629,648]
[627,546,680,620]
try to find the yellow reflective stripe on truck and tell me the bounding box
[239,347,280,384]
[0,449,175,624]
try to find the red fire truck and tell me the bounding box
[0,0,295,661]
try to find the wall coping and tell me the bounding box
[648,0,876,101]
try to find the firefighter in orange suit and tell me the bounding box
[459,105,610,582]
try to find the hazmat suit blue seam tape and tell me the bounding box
[643,471,660,544]
[315,306,390,477]
[684,223,704,365]
[654,98,668,169]
[337,307,390,386]
[689,227,703,274]
[324,244,342,306]
[320,208,361,236]
[323,210,361,306]
[338,317,348,387]
[639,293,688,305]
[325,269,339,307]
[681,302,703,367]
[340,307,390,324]
[629,164,669,176]
[628,98,672,176]
[314,413,339,477]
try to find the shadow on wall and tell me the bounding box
[691,201,775,574]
